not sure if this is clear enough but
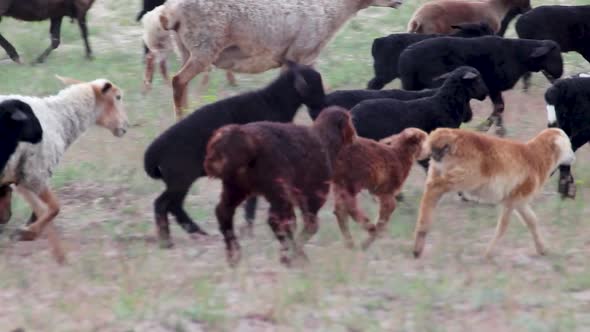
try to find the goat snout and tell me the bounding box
[113,121,130,137]
[113,127,127,137]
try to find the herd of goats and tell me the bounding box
[0,0,589,266]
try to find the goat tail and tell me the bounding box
[144,147,163,179]
[408,20,421,33]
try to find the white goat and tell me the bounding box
[0,76,129,263]
[160,0,403,118]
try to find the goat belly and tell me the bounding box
[462,176,518,204]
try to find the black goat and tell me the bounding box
[0,99,43,226]
[308,88,436,120]
[399,36,563,136]
[352,66,488,142]
[516,5,590,91]
[0,99,43,170]
[367,22,494,90]
[143,63,326,248]
[545,76,590,200]
[0,0,95,64]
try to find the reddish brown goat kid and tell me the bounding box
[333,128,430,250]
[204,107,356,267]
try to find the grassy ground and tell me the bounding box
[1,0,590,331]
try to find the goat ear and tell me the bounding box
[530,45,553,59]
[101,82,113,94]
[10,110,27,121]
[55,75,83,86]
[462,71,479,80]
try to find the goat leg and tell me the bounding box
[0,34,21,64]
[558,165,576,199]
[216,185,248,267]
[361,195,396,250]
[78,15,93,60]
[491,92,506,136]
[35,17,62,64]
[12,186,66,264]
[521,72,532,92]
[238,196,257,237]
[334,187,355,248]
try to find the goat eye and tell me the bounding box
[116,95,121,100]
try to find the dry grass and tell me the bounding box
[1,0,590,331]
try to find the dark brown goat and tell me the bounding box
[204,107,356,267]
[332,128,429,250]
[0,0,95,64]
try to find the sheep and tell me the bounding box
[140,5,237,95]
[407,0,531,35]
[143,63,327,249]
[308,88,436,120]
[204,107,356,267]
[159,0,402,119]
[352,66,488,142]
[0,100,43,227]
[544,76,590,200]
[399,36,563,136]
[332,128,429,250]
[0,76,129,263]
[0,0,96,64]
[413,127,575,258]
[367,22,494,90]
[516,6,590,91]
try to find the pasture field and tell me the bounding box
[1,0,590,331]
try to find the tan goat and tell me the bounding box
[407,0,531,35]
[413,128,575,258]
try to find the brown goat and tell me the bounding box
[204,107,356,267]
[0,0,96,64]
[407,0,531,35]
[333,128,429,250]
[413,128,575,258]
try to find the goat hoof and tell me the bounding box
[361,239,375,251]
[238,222,254,238]
[86,54,95,61]
[158,238,174,249]
[413,250,422,259]
[11,228,37,241]
[476,120,492,132]
[279,255,292,267]
[345,241,356,250]
[558,176,576,199]
[226,251,241,268]
[495,126,507,137]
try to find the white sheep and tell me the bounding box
[0,76,129,263]
[141,5,236,94]
[160,0,403,118]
